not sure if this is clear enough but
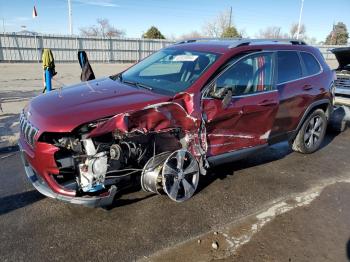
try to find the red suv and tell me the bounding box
[19,39,335,207]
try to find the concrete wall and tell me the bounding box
[0,33,346,63]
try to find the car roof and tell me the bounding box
[167,38,308,54]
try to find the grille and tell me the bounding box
[335,74,350,89]
[19,112,39,147]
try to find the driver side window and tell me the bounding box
[216,52,274,96]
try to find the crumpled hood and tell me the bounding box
[26,77,170,133]
[331,47,350,70]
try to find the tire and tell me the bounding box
[291,109,327,154]
[328,106,349,133]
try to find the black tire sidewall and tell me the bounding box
[298,109,327,154]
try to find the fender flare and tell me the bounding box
[293,99,332,138]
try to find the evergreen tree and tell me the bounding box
[143,26,166,39]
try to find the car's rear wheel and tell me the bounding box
[291,109,327,154]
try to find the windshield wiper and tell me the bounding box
[122,79,153,91]
[135,82,153,91]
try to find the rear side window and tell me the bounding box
[277,51,303,84]
[300,52,321,76]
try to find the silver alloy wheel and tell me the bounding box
[162,149,199,202]
[304,115,324,149]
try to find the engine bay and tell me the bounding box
[45,126,201,203]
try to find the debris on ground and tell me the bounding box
[211,241,219,250]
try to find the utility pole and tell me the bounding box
[296,0,304,39]
[229,6,232,27]
[68,0,73,35]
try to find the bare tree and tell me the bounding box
[256,26,289,39]
[290,23,306,39]
[179,30,203,40]
[303,36,318,44]
[203,10,233,38]
[239,28,248,38]
[80,18,125,38]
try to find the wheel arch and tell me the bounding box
[292,99,332,140]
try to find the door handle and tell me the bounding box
[258,99,277,106]
[303,84,313,91]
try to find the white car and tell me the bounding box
[332,47,350,106]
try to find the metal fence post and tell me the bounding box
[138,39,142,62]
[34,34,39,63]
[0,34,3,61]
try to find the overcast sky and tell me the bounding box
[0,0,349,42]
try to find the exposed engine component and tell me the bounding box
[57,136,81,152]
[49,127,193,201]
[162,149,199,202]
[110,144,122,160]
[79,139,108,192]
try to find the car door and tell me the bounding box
[202,51,279,156]
[270,51,315,137]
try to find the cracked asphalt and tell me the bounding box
[0,129,349,262]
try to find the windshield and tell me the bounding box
[119,49,220,95]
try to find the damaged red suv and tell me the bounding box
[19,39,335,207]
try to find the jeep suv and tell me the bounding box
[19,39,335,207]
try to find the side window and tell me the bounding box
[300,52,321,76]
[277,51,303,84]
[215,52,274,96]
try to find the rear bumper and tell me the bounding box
[335,95,350,107]
[19,142,117,207]
[335,87,350,96]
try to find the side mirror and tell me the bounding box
[222,89,232,109]
[209,82,232,109]
[209,82,226,99]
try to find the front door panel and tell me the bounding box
[202,51,279,156]
[203,91,279,156]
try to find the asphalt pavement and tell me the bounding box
[0,129,350,262]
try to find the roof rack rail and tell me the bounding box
[175,38,307,47]
[232,38,307,48]
[175,37,242,45]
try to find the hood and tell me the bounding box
[26,77,170,133]
[331,47,350,70]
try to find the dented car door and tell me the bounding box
[202,52,279,156]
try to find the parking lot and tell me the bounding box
[1,61,350,261]
[1,127,350,261]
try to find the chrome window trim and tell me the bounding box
[202,50,276,98]
[276,50,323,85]
[202,89,278,100]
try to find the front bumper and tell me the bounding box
[19,142,118,207]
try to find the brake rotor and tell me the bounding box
[141,152,170,194]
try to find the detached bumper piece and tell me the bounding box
[20,150,117,208]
